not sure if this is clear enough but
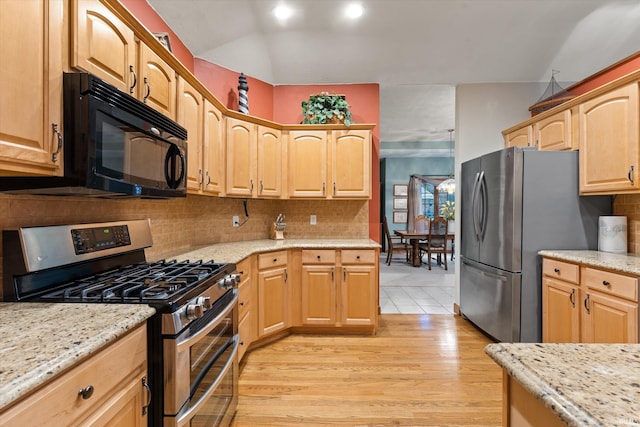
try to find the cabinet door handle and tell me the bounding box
[205,171,211,186]
[569,288,575,308]
[602,280,610,286]
[322,182,326,195]
[584,294,590,314]
[554,268,560,274]
[142,376,152,416]
[250,180,254,193]
[260,180,264,194]
[78,385,94,400]
[51,123,63,162]
[198,169,203,185]
[629,165,635,186]
[331,268,334,281]
[333,182,336,195]
[343,269,346,281]
[284,268,288,283]
[129,65,137,93]
[143,77,151,102]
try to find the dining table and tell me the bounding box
[394,229,454,267]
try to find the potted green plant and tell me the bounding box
[301,92,353,126]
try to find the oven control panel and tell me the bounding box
[71,225,131,254]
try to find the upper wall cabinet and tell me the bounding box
[202,98,225,195]
[177,76,204,193]
[0,0,64,176]
[226,117,257,197]
[534,109,574,151]
[504,125,533,148]
[579,82,639,194]
[288,130,329,198]
[257,126,283,198]
[332,129,371,198]
[72,0,176,119]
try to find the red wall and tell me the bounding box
[119,0,194,72]
[194,59,274,120]
[569,53,640,95]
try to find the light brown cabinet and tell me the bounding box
[504,125,533,148]
[0,0,64,175]
[0,324,148,426]
[177,77,205,193]
[226,117,257,197]
[236,256,255,361]
[542,257,638,343]
[534,109,573,151]
[201,98,225,195]
[257,250,289,337]
[578,82,639,194]
[72,0,176,118]
[288,129,372,199]
[257,126,284,198]
[300,249,377,328]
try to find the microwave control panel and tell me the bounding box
[71,225,131,254]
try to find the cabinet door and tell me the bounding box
[504,126,533,148]
[582,291,638,343]
[177,77,204,193]
[138,41,176,119]
[202,99,224,195]
[535,109,572,151]
[579,83,639,194]
[542,277,579,343]
[331,130,371,198]
[0,0,63,176]
[288,130,328,197]
[341,265,377,326]
[72,0,136,94]
[79,375,147,427]
[301,265,336,325]
[226,117,257,197]
[258,266,288,336]
[257,126,283,198]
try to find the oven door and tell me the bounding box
[164,290,239,427]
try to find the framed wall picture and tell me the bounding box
[153,32,172,52]
[393,184,408,197]
[393,211,407,224]
[393,198,407,210]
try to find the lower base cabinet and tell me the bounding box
[502,371,566,427]
[257,250,289,337]
[542,257,638,343]
[0,324,148,426]
[237,257,255,361]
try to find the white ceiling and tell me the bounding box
[147,0,640,151]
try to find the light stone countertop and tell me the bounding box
[0,303,155,410]
[485,342,640,427]
[171,238,381,264]
[539,250,640,276]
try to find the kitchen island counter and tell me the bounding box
[172,238,380,263]
[0,303,155,410]
[485,342,640,427]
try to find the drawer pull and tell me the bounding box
[78,385,94,400]
[554,268,560,273]
[357,255,361,260]
[239,301,244,306]
[273,258,277,263]
[142,376,152,416]
[602,280,611,286]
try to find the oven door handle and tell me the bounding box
[176,290,238,352]
[175,335,239,427]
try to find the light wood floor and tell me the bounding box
[232,315,502,426]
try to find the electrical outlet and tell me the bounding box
[310,214,317,225]
[232,216,239,227]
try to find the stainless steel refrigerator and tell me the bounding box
[459,147,611,342]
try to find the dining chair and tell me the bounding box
[383,216,411,266]
[419,216,448,270]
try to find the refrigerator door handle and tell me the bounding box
[478,170,488,241]
[471,172,482,241]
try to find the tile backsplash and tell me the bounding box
[0,194,369,284]
[612,194,640,254]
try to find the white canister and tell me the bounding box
[598,216,628,254]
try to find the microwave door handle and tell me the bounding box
[165,144,186,189]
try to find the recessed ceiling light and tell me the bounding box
[273,4,293,20]
[345,3,364,19]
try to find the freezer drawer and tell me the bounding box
[460,257,522,342]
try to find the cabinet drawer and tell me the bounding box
[301,249,336,264]
[258,250,288,269]
[341,249,376,264]
[542,258,579,284]
[1,324,147,426]
[238,279,252,320]
[582,267,638,301]
[238,311,253,361]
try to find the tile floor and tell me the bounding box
[379,252,455,314]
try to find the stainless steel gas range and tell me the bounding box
[2,219,240,427]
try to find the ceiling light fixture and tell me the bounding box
[273,4,293,20]
[437,129,456,194]
[345,3,364,19]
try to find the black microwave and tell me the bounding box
[0,72,187,198]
